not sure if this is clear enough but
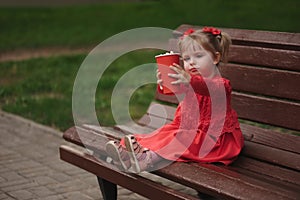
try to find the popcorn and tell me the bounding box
[155,51,180,58]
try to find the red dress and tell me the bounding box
[123,74,244,165]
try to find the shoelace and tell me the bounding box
[115,142,129,160]
[130,136,155,169]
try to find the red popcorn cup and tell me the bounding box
[155,52,181,94]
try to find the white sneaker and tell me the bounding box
[105,141,131,171]
[124,135,153,173]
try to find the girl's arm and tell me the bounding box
[168,65,210,96]
[189,75,210,96]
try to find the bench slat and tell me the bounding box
[146,102,177,121]
[205,163,300,198]
[242,141,300,171]
[220,64,300,101]
[59,145,198,200]
[174,24,300,50]
[82,124,124,140]
[169,38,300,71]
[240,123,299,153]
[154,89,300,131]
[64,126,122,155]
[232,156,300,186]
[138,114,169,127]
[155,92,180,104]
[137,102,176,129]
[232,92,300,131]
[63,126,86,148]
[114,123,154,135]
[155,162,299,200]
[138,114,172,129]
[228,45,300,71]
[202,163,299,198]
[155,91,300,131]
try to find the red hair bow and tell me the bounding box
[202,26,221,35]
[183,28,195,36]
[180,28,194,40]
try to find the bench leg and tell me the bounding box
[198,192,216,200]
[97,176,117,200]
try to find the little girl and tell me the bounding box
[106,27,244,173]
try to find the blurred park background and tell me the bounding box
[1,0,299,131]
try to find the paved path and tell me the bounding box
[0,110,202,200]
[0,111,148,200]
[0,111,198,200]
[0,46,93,62]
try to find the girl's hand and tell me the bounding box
[156,69,163,90]
[168,63,191,85]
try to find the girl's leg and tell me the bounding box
[124,135,162,173]
[138,150,162,172]
[105,140,131,171]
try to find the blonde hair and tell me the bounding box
[178,29,232,63]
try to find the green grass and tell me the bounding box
[1,0,299,51]
[0,50,161,131]
[0,55,83,130]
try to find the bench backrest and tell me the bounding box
[156,24,300,132]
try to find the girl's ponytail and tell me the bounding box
[219,32,232,63]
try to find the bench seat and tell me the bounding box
[60,103,300,200]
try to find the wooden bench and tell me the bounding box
[59,24,300,200]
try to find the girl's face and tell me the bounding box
[181,45,218,78]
